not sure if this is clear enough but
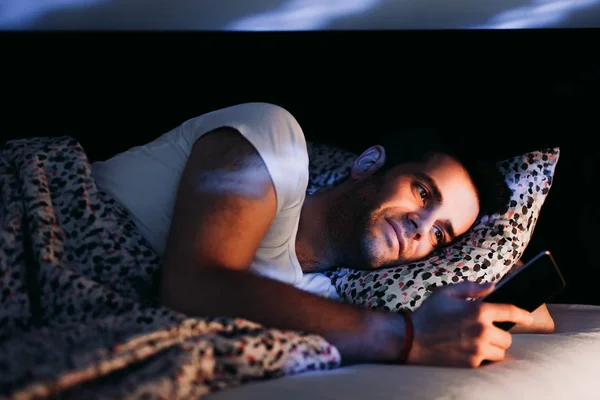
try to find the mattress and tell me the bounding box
[208,304,600,400]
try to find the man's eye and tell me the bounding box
[416,184,428,200]
[433,227,445,245]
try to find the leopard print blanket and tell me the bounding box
[0,136,340,399]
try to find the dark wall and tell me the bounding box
[3,31,599,304]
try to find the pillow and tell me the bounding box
[306,142,560,312]
[306,142,356,195]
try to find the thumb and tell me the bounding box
[438,281,496,300]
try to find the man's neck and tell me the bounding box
[295,186,342,273]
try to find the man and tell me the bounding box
[92,102,553,369]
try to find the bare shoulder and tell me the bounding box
[189,126,265,172]
[160,126,278,308]
[185,127,274,199]
[162,126,276,274]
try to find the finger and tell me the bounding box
[441,281,495,299]
[463,343,506,368]
[488,327,513,350]
[483,303,534,326]
[466,283,496,299]
[479,344,506,364]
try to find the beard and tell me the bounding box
[324,175,389,270]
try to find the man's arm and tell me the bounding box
[159,127,406,364]
[506,260,555,334]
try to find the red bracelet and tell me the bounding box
[398,310,414,364]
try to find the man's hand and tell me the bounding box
[409,281,535,368]
[511,304,555,334]
[499,260,555,334]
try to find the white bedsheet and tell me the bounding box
[208,304,600,400]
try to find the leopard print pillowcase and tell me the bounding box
[306,142,560,312]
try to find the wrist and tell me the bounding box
[363,310,409,364]
[397,310,414,364]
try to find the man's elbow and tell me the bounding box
[158,274,180,311]
[157,265,201,313]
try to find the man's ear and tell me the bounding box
[350,145,386,181]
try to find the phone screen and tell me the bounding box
[482,250,566,330]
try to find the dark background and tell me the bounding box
[2,30,599,304]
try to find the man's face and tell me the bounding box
[328,153,479,270]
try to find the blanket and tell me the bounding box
[0,136,340,399]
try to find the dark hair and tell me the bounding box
[377,128,511,217]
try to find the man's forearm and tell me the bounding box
[160,265,406,364]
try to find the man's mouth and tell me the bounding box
[386,218,406,256]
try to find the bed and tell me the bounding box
[208,304,600,400]
[1,132,597,399]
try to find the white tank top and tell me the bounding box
[91,103,309,286]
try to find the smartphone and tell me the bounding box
[482,250,566,331]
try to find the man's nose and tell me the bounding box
[408,212,435,241]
